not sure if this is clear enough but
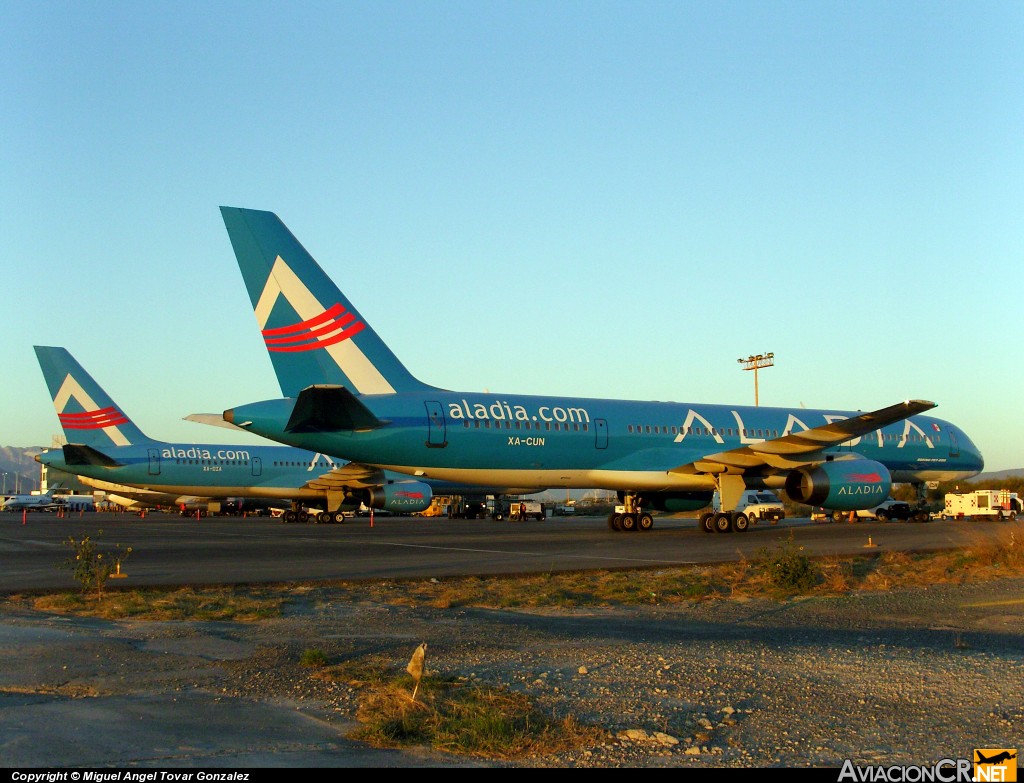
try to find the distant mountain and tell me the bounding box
[972,468,1024,482]
[0,445,45,494]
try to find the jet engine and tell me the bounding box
[365,481,433,513]
[784,459,891,510]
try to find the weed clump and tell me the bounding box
[300,648,329,668]
[344,664,606,760]
[756,535,822,594]
[61,531,131,598]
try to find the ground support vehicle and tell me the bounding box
[499,499,546,522]
[826,499,929,524]
[700,490,785,534]
[941,490,1021,521]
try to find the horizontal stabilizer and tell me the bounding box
[184,413,262,433]
[62,443,123,468]
[286,385,385,433]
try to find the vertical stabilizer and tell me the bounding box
[34,346,152,448]
[220,207,435,398]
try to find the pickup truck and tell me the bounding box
[825,500,923,523]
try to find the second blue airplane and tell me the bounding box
[34,346,533,521]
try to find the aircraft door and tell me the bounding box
[948,431,960,458]
[594,419,608,449]
[147,448,161,476]
[251,456,262,477]
[425,401,447,447]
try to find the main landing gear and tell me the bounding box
[280,501,348,524]
[606,493,654,532]
[698,511,750,534]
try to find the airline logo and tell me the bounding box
[395,490,424,499]
[253,255,396,394]
[262,302,365,352]
[974,749,1017,781]
[846,472,883,482]
[52,373,131,447]
[58,406,129,430]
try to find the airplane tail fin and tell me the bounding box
[33,346,152,448]
[220,207,436,398]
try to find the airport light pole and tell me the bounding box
[2,473,6,494]
[738,352,774,406]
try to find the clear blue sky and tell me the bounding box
[4,1,1022,471]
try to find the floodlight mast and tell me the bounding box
[737,352,774,406]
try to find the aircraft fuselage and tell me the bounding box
[228,392,984,493]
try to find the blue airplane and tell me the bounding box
[34,346,531,522]
[214,207,985,534]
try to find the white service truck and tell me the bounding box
[712,490,786,524]
[492,499,547,521]
[942,490,1021,521]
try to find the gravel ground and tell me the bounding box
[2,578,1023,768]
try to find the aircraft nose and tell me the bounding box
[223,408,235,425]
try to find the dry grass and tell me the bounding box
[333,665,608,760]
[25,585,285,621]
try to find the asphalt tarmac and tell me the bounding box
[0,511,999,593]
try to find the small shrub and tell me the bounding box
[757,536,822,593]
[61,532,131,599]
[300,648,329,668]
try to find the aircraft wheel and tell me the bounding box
[619,513,637,531]
[297,511,310,524]
[832,510,845,523]
[876,511,889,522]
[283,510,297,524]
[316,511,331,524]
[714,513,733,533]
[699,512,715,534]
[332,511,347,524]
[608,513,623,531]
[637,513,654,531]
[733,513,750,533]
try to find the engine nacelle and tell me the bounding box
[784,459,891,510]
[638,491,715,513]
[366,481,433,513]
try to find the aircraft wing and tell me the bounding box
[299,462,388,492]
[669,399,937,475]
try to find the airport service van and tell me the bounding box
[712,491,786,524]
[942,490,1021,520]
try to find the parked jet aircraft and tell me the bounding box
[215,207,985,533]
[34,346,531,522]
[2,485,64,512]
